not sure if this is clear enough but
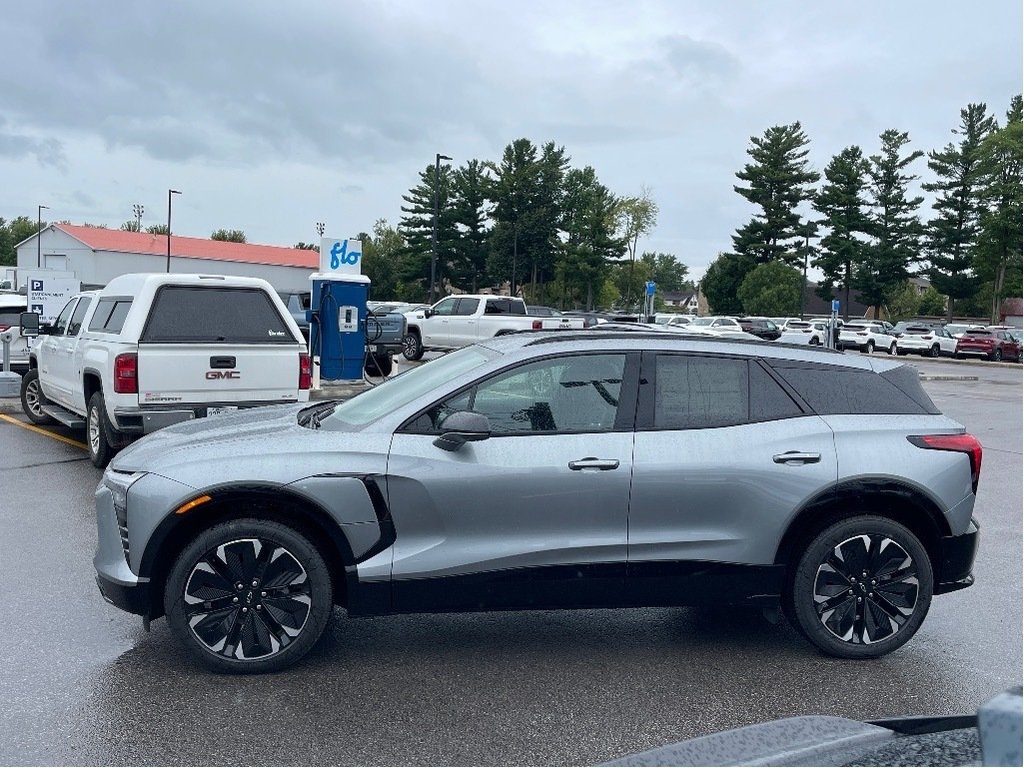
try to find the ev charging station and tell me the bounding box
[309,238,368,382]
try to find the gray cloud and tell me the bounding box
[0,118,67,170]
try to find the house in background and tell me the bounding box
[999,298,1023,328]
[15,223,318,292]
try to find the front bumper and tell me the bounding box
[934,518,980,595]
[96,573,151,616]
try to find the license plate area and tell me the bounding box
[206,405,238,417]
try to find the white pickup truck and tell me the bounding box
[400,295,586,360]
[19,273,310,467]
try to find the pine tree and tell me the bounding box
[732,122,820,266]
[812,146,871,319]
[975,95,1023,323]
[858,130,925,318]
[557,166,622,309]
[923,103,997,321]
[398,163,457,300]
[450,160,492,293]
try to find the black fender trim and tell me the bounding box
[774,476,954,571]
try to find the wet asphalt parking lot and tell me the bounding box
[0,356,1020,765]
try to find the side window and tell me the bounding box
[654,355,748,429]
[67,297,93,337]
[750,363,803,421]
[431,298,457,316]
[88,298,133,334]
[50,299,77,336]
[141,287,292,343]
[417,354,627,435]
[484,299,506,314]
[770,364,933,415]
[454,298,479,316]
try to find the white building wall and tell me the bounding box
[17,229,317,292]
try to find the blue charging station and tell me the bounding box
[309,272,370,382]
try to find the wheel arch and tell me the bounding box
[774,477,952,577]
[82,369,103,405]
[139,485,368,621]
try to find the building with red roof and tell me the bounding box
[15,224,320,292]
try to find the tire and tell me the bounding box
[86,391,117,468]
[20,369,56,425]
[888,342,897,356]
[992,348,1003,362]
[865,340,875,354]
[365,352,393,377]
[164,518,333,674]
[809,337,820,346]
[401,331,424,361]
[928,344,940,358]
[788,516,933,659]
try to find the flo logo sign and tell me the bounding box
[319,238,362,275]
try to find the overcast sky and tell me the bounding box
[1,0,1020,279]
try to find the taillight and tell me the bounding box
[0,324,9,332]
[299,353,312,390]
[908,434,983,494]
[113,353,138,394]
[532,319,542,330]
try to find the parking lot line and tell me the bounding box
[0,414,88,451]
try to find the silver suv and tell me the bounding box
[94,332,981,673]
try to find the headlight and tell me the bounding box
[103,469,144,517]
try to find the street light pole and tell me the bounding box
[430,153,452,304]
[166,189,181,273]
[133,203,144,231]
[36,205,49,268]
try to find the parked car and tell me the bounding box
[944,323,986,339]
[896,326,958,358]
[402,295,586,360]
[94,331,980,673]
[839,321,898,354]
[561,310,611,328]
[777,320,827,346]
[737,317,782,341]
[955,329,1021,362]
[22,274,310,467]
[687,316,742,331]
[0,292,30,373]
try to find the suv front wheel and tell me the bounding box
[789,516,933,659]
[164,518,334,673]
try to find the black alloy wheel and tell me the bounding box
[789,516,933,659]
[993,348,1003,362]
[165,519,332,673]
[929,344,940,358]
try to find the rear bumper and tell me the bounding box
[934,518,979,595]
[113,400,305,434]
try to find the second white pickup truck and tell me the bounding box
[401,295,585,360]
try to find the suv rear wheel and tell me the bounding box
[865,340,875,354]
[164,518,333,674]
[789,516,933,659]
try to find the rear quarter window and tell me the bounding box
[88,298,134,334]
[141,286,294,343]
[769,362,939,415]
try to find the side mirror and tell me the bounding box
[423,308,435,319]
[433,410,491,452]
[19,312,40,338]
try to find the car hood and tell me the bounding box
[108,403,389,483]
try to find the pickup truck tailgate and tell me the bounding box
[137,344,302,405]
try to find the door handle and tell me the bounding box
[773,451,821,465]
[568,457,620,471]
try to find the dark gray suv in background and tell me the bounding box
[94,332,981,673]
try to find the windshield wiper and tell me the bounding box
[297,400,339,428]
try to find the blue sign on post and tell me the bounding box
[645,280,656,297]
[831,299,840,313]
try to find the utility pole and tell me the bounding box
[36,205,49,268]
[166,189,181,273]
[430,153,452,303]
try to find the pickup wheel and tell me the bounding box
[788,516,933,659]
[20,369,56,425]
[164,518,333,674]
[87,392,117,468]
[402,331,424,361]
[365,352,393,377]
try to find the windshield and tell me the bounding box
[326,346,492,428]
[689,317,714,327]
